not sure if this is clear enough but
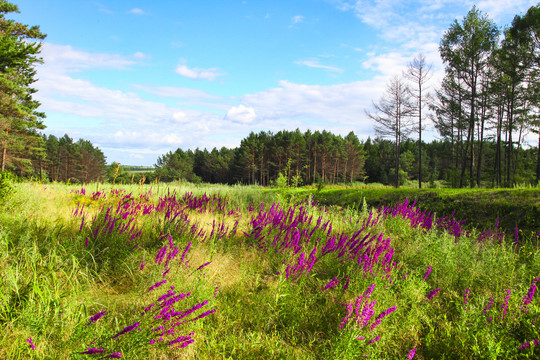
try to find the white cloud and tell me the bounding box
[295,59,344,73]
[225,105,257,124]
[239,79,387,134]
[172,111,188,122]
[39,43,141,72]
[292,15,304,24]
[133,85,219,100]
[129,8,145,15]
[174,60,224,81]
[362,52,410,77]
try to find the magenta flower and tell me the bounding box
[407,347,417,359]
[522,278,538,312]
[370,306,397,330]
[423,266,432,281]
[369,335,381,344]
[79,347,104,354]
[112,322,140,339]
[427,288,441,300]
[195,262,211,271]
[500,289,511,319]
[107,352,122,358]
[87,310,106,325]
[519,339,540,350]
[26,338,35,350]
[322,277,340,291]
[463,288,471,310]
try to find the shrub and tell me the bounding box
[0,171,16,202]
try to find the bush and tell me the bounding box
[0,171,16,202]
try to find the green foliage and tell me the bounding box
[275,172,288,188]
[0,170,15,201]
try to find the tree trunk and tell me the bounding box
[395,123,399,188]
[418,82,422,189]
[1,129,7,172]
[536,130,540,184]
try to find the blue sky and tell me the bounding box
[11,0,537,165]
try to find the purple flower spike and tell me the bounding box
[195,262,211,271]
[427,288,441,300]
[423,266,432,281]
[369,335,381,344]
[522,278,538,312]
[322,277,340,291]
[370,306,397,330]
[407,347,416,359]
[87,310,106,325]
[112,322,139,339]
[107,352,123,358]
[501,289,511,318]
[26,338,35,350]
[79,347,104,354]
[463,289,471,310]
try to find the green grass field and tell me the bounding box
[1,182,539,359]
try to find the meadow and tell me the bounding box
[1,181,539,359]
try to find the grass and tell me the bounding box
[0,181,539,359]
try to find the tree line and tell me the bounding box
[154,129,364,186]
[152,131,538,187]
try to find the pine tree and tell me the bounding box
[0,0,46,174]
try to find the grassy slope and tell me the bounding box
[270,187,540,235]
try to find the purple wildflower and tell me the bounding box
[79,347,104,354]
[463,289,471,310]
[85,237,89,247]
[179,242,191,265]
[147,279,167,292]
[107,352,123,358]
[323,277,340,291]
[87,310,106,325]
[195,262,211,271]
[500,289,511,319]
[407,347,417,359]
[343,276,350,291]
[26,338,35,350]
[519,339,540,350]
[190,309,216,322]
[369,335,381,344]
[168,333,194,347]
[140,260,145,271]
[112,322,139,339]
[522,278,538,312]
[427,288,441,300]
[370,306,397,330]
[423,266,432,281]
[484,298,493,316]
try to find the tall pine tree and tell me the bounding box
[0,0,46,174]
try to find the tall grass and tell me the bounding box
[0,182,538,359]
